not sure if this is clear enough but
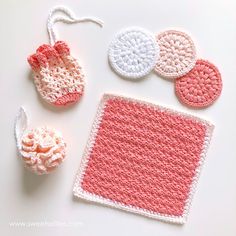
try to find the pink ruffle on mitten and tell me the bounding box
[28,41,84,106]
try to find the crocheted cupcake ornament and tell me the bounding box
[14,107,66,175]
[20,127,66,175]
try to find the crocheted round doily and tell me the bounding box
[175,59,222,108]
[108,27,159,79]
[155,30,197,79]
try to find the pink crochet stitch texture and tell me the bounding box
[74,94,213,224]
[175,59,222,108]
[28,41,84,106]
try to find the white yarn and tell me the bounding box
[47,5,104,45]
[108,27,159,80]
[14,107,28,150]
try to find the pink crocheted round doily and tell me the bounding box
[155,30,197,79]
[175,59,222,108]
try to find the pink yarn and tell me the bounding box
[74,94,213,223]
[175,59,222,108]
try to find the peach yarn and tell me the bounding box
[20,127,66,175]
[155,30,197,79]
[28,41,85,106]
[175,59,222,108]
[74,94,213,224]
[14,108,66,175]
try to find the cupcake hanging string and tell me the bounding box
[28,6,104,106]
[14,107,67,175]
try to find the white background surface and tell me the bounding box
[1,0,236,235]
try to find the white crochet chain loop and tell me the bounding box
[108,27,160,80]
[47,5,104,45]
[14,107,28,150]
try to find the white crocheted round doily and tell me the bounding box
[108,27,159,79]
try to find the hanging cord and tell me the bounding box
[14,107,28,150]
[47,5,104,45]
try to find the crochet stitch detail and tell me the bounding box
[108,27,159,79]
[28,41,85,106]
[20,127,66,175]
[73,94,213,224]
[175,59,222,108]
[155,30,196,79]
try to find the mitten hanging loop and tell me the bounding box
[47,5,104,45]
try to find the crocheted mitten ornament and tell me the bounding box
[28,41,84,106]
[14,107,66,175]
[27,6,103,106]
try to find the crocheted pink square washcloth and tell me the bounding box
[73,94,214,224]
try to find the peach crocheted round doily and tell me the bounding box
[155,30,196,79]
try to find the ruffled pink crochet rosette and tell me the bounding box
[14,108,66,175]
[20,127,66,175]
